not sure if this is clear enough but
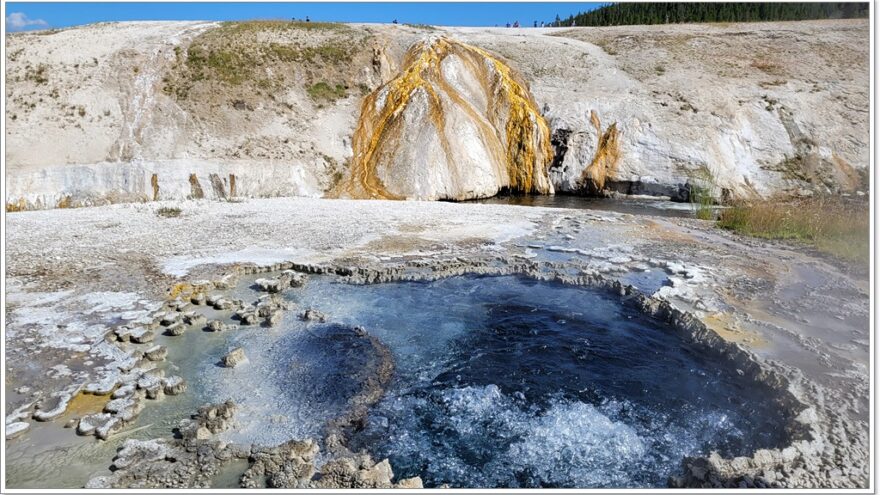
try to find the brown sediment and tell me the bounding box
[335,37,553,199]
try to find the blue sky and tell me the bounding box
[5,2,603,30]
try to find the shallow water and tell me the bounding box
[471,194,702,218]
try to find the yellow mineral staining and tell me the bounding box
[56,195,73,209]
[579,110,621,193]
[229,173,237,197]
[61,391,111,419]
[167,282,207,301]
[151,173,160,201]
[337,37,553,199]
[470,44,554,194]
[6,198,28,212]
[189,174,205,199]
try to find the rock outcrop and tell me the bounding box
[5,20,869,209]
[336,36,554,200]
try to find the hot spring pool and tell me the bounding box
[180,274,790,488]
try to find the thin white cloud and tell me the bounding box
[6,12,49,32]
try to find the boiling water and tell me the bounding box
[284,275,789,488]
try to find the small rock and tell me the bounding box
[5,421,29,439]
[110,439,171,470]
[143,345,168,362]
[137,371,164,399]
[33,392,75,421]
[215,273,239,289]
[112,384,136,399]
[299,309,327,322]
[267,310,284,327]
[162,376,187,395]
[160,313,181,326]
[114,326,133,342]
[84,376,118,395]
[211,298,234,310]
[222,348,247,368]
[77,413,113,436]
[255,278,282,293]
[104,396,144,422]
[395,477,424,489]
[286,271,307,287]
[129,327,156,344]
[236,310,258,325]
[183,312,207,326]
[206,320,237,332]
[96,416,124,440]
[165,322,186,336]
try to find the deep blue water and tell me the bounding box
[277,275,789,488]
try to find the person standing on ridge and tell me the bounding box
[305,16,310,22]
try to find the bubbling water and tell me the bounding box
[281,275,789,488]
[161,274,791,487]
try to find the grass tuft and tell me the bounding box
[718,196,868,264]
[156,206,182,218]
[307,81,347,101]
[690,184,715,220]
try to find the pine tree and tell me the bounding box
[561,2,868,27]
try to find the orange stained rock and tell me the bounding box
[336,37,554,200]
[580,110,621,194]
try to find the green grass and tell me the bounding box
[690,184,715,220]
[307,81,347,101]
[718,196,869,264]
[217,20,347,35]
[184,46,259,85]
[176,39,353,90]
[404,23,437,30]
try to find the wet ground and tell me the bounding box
[470,194,710,218]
